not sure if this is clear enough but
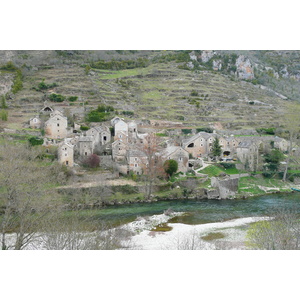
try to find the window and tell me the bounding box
[188,143,194,148]
[104,136,107,141]
[57,123,60,127]
[85,152,87,156]
[135,164,138,167]
[179,157,182,161]
[135,158,137,161]
[65,153,67,156]
[66,161,69,165]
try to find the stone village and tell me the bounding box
[27,104,290,199]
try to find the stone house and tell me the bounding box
[29,116,42,129]
[58,140,74,167]
[236,141,259,171]
[219,136,240,157]
[114,119,128,138]
[114,130,128,144]
[182,132,216,158]
[160,146,189,173]
[44,110,68,139]
[112,140,128,162]
[78,136,94,157]
[127,149,148,175]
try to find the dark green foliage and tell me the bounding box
[86,104,115,122]
[219,162,235,169]
[263,149,284,177]
[256,127,276,135]
[12,69,23,94]
[181,129,192,135]
[211,137,222,158]
[152,51,191,63]
[264,149,284,164]
[164,159,178,178]
[190,90,199,96]
[68,96,78,102]
[1,95,7,109]
[122,110,134,116]
[80,125,90,131]
[90,57,149,70]
[96,104,114,113]
[49,93,66,102]
[35,80,58,91]
[28,136,44,146]
[196,127,213,133]
[0,110,8,121]
[86,111,108,122]
[0,61,18,71]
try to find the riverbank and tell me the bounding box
[123,214,271,250]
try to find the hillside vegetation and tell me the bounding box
[0,50,299,132]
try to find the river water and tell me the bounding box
[89,192,300,227]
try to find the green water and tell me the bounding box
[84,193,300,227]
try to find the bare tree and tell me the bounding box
[0,141,63,250]
[139,133,165,199]
[282,103,300,182]
[246,207,300,250]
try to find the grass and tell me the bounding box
[198,165,224,177]
[201,232,225,241]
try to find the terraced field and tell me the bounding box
[0,57,290,132]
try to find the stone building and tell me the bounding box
[112,140,128,162]
[127,149,147,175]
[182,132,216,158]
[58,140,74,167]
[29,116,42,129]
[160,146,189,173]
[236,141,258,171]
[44,110,68,139]
[78,136,94,157]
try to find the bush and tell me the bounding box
[164,159,178,178]
[0,110,8,121]
[84,154,100,168]
[196,127,213,133]
[181,129,192,135]
[0,61,17,71]
[68,96,78,102]
[219,162,235,169]
[49,93,65,102]
[28,136,44,146]
[190,90,199,96]
[80,125,90,131]
[256,127,276,135]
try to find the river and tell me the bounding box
[88,192,300,227]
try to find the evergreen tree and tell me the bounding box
[211,137,222,159]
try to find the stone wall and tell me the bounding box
[211,176,239,199]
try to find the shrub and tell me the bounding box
[49,93,65,102]
[181,129,192,135]
[0,61,17,71]
[190,90,199,96]
[122,110,134,116]
[80,125,90,131]
[0,110,8,121]
[84,154,100,168]
[68,96,78,102]
[12,69,23,94]
[164,159,178,178]
[28,136,44,146]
